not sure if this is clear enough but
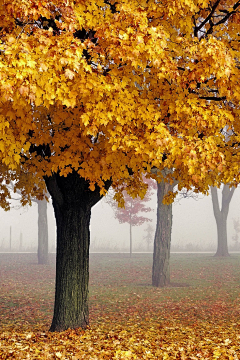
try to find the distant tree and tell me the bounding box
[232,218,240,249]
[8,183,49,264]
[35,197,49,265]
[107,178,156,257]
[143,224,155,251]
[152,177,200,288]
[211,185,235,257]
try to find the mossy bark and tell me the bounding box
[45,171,110,332]
[152,181,173,287]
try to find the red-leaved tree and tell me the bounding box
[107,178,156,256]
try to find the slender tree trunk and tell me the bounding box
[37,198,48,265]
[130,209,132,257]
[152,181,173,287]
[9,226,11,251]
[130,222,133,257]
[211,185,235,257]
[45,171,110,332]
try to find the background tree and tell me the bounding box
[232,217,240,250]
[143,224,155,251]
[152,179,206,288]
[211,185,236,257]
[107,178,155,257]
[149,0,240,285]
[1,1,240,332]
[7,182,49,264]
[35,197,49,265]
[152,179,174,287]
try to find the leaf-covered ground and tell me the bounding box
[1,253,240,359]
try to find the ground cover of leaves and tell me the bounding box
[1,252,240,359]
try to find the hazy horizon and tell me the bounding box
[0,186,239,253]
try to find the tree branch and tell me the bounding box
[210,186,220,218]
[214,1,240,27]
[199,96,226,101]
[194,0,221,37]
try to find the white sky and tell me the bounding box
[0,187,239,252]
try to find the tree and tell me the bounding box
[152,180,205,288]
[107,178,155,256]
[1,1,240,331]
[232,217,240,249]
[211,185,235,257]
[7,182,49,264]
[143,224,155,251]
[152,179,174,287]
[36,197,49,265]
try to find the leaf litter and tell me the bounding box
[1,253,240,359]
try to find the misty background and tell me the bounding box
[0,186,240,252]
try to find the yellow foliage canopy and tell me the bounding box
[0,0,240,202]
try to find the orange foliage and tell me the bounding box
[0,1,240,201]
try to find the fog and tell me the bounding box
[0,187,240,252]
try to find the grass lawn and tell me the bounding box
[1,252,240,359]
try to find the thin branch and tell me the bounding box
[214,1,240,27]
[199,96,226,101]
[194,0,221,37]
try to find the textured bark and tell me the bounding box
[152,181,173,287]
[45,171,110,332]
[37,198,49,265]
[211,185,235,257]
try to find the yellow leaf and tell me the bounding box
[65,69,75,80]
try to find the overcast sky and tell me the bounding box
[0,186,239,252]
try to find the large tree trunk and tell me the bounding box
[211,185,235,257]
[152,180,173,287]
[37,198,48,265]
[45,171,110,332]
